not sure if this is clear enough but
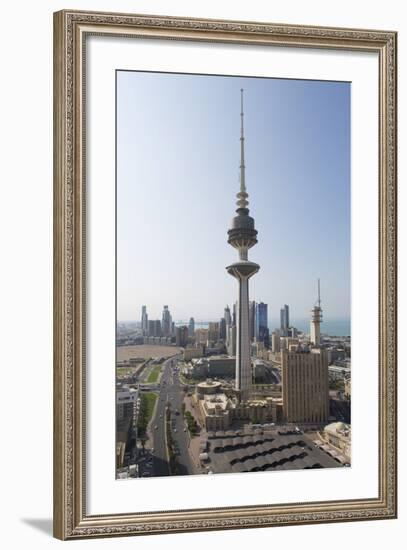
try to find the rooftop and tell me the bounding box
[205,429,343,474]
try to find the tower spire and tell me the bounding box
[240,88,246,194]
[236,89,249,210]
[317,278,321,307]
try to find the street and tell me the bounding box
[146,354,194,477]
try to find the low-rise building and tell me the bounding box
[183,346,204,361]
[322,422,351,459]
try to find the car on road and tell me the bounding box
[174,429,177,433]
[183,428,187,432]
[154,425,158,429]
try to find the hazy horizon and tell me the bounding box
[117,71,350,322]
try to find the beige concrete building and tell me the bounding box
[195,382,283,431]
[199,394,232,431]
[195,328,209,345]
[322,422,351,459]
[280,337,300,351]
[183,346,204,361]
[271,331,281,353]
[282,348,329,423]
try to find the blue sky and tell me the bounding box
[116,70,350,323]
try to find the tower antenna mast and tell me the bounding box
[318,278,321,308]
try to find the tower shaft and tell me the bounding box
[227,262,259,401]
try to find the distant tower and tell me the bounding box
[162,305,171,336]
[141,305,148,335]
[224,305,232,327]
[280,304,289,336]
[256,302,269,345]
[310,279,323,346]
[226,89,260,403]
[188,317,195,337]
[249,301,256,341]
[219,317,227,341]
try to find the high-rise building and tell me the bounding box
[226,90,260,403]
[141,305,148,335]
[249,301,256,341]
[219,317,227,341]
[208,322,220,343]
[256,302,269,345]
[161,305,172,337]
[310,279,323,347]
[175,325,189,347]
[280,304,289,336]
[188,317,195,337]
[148,319,161,337]
[224,306,232,346]
[271,330,281,352]
[195,328,209,346]
[227,324,237,356]
[224,305,232,327]
[232,302,237,326]
[281,347,329,423]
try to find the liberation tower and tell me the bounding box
[310,278,323,346]
[226,89,260,403]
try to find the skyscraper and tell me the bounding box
[161,305,172,337]
[280,304,289,336]
[249,301,256,341]
[224,305,232,327]
[141,305,148,335]
[219,317,227,341]
[226,90,260,403]
[310,279,323,346]
[224,305,232,346]
[188,317,195,337]
[208,322,220,343]
[148,319,161,337]
[256,302,269,346]
[175,325,189,347]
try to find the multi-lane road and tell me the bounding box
[145,354,194,477]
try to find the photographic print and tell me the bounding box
[115,71,351,480]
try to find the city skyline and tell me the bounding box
[117,71,350,321]
[118,301,350,338]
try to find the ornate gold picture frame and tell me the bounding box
[53,9,397,540]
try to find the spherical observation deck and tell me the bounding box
[227,207,258,250]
